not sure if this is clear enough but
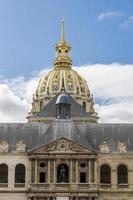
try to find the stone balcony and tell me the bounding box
[28,183,97,193]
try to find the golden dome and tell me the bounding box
[36,68,90,98]
[28,18,98,122]
[36,18,90,101]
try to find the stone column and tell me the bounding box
[94,159,97,183]
[91,159,94,183]
[128,169,133,189]
[76,160,78,183]
[31,159,35,183]
[8,164,14,189]
[111,169,117,189]
[29,160,31,184]
[48,159,50,183]
[35,159,38,183]
[89,159,91,183]
[70,159,73,183]
[53,159,56,183]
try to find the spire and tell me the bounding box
[61,16,65,42]
[54,18,72,68]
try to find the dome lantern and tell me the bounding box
[54,18,72,69]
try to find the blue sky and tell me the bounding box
[0,0,133,123]
[0,0,133,77]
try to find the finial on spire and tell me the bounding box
[61,16,65,42]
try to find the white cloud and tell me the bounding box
[75,63,133,123]
[120,16,133,30]
[95,100,133,123]
[0,64,133,123]
[0,69,48,122]
[97,11,123,21]
[0,84,29,122]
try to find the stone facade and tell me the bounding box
[0,137,133,200]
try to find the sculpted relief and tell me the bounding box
[0,140,9,152]
[31,138,91,154]
[117,142,127,153]
[99,141,127,153]
[16,140,26,152]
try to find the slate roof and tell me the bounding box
[32,94,92,119]
[0,122,133,152]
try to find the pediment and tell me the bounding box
[29,137,95,154]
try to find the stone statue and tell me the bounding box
[16,140,26,152]
[117,142,127,153]
[58,165,68,182]
[99,141,110,153]
[0,140,9,152]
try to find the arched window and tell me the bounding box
[100,164,111,184]
[15,164,25,184]
[0,164,8,184]
[39,161,47,183]
[57,164,68,183]
[40,101,43,110]
[83,101,86,110]
[80,172,86,183]
[117,165,128,184]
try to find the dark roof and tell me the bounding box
[77,123,133,152]
[0,122,133,152]
[33,94,92,119]
[56,93,71,105]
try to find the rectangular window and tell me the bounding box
[80,172,86,183]
[39,172,46,183]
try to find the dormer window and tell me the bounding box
[56,93,71,119]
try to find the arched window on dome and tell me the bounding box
[100,164,111,184]
[81,87,85,93]
[47,87,49,94]
[82,101,86,111]
[0,164,8,186]
[117,165,128,185]
[15,164,25,187]
[77,87,79,94]
[40,101,43,110]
